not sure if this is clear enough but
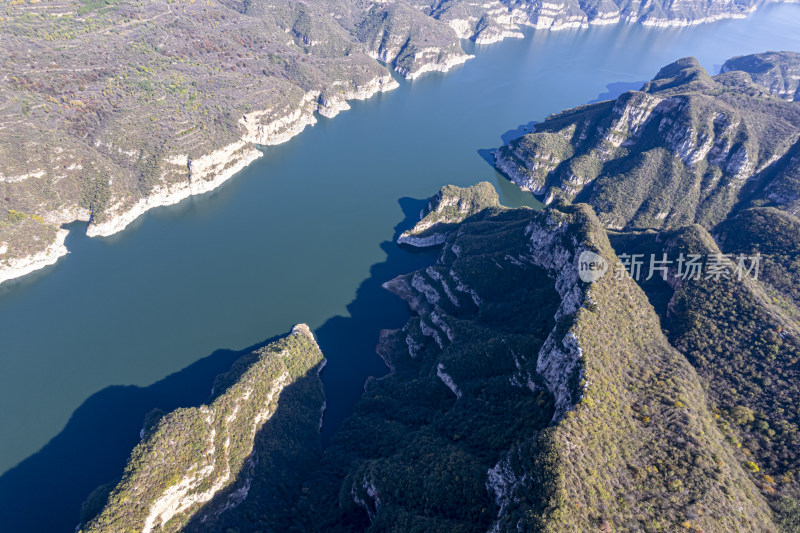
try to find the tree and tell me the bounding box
[731,405,754,425]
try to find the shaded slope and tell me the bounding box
[397,182,501,246]
[82,325,325,533]
[75,185,794,531]
[611,222,800,523]
[716,206,800,309]
[302,201,776,532]
[722,51,800,102]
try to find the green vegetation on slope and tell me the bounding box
[722,51,800,102]
[1,0,785,266]
[495,55,800,231]
[294,201,777,532]
[81,324,325,533]
[80,52,800,532]
[716,207,800,309]
[611,224,800,518]
[397,181,501,246]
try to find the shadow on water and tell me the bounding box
[0,333,286,532]
[315,196,439,445]
[0,72,667,526]
[500,120,539,144]
[0,196,438,532]
[476,80,654,205]
[7,73,649,527]
[589,81,647,103]
[477,80,647,168]
[477,120,541,168]
[186,195,439,529]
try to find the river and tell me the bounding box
[2,4,800,529]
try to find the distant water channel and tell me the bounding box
[2,4,800,529]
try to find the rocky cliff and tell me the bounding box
[722,51,800,102]
[397,181,501,246]
[77,178,800,530]
[1,0,792,284]
[294,198,778,531]
[68,51,800,531]
[495,54,800,230]
[80,324,325,533]
[489,55,800,525]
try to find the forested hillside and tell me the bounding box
[80,53,800,532]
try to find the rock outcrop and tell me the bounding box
[2,0,792,284]
[397,181,501,247]
[76,179,800,530]
[301,192,776,531]
[495,54,800,230]
[722,51,800,102]
[81,325,325,533]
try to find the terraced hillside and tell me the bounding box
[1,0,789,283]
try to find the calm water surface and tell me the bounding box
[2,4,800,529]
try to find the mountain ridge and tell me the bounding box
[1,0,793,284]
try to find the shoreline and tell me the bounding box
[451,2,762,41]
[0,229,70,286]
[89,74,400,239]
[85,142,264,238]
[0,75,399,286]
[0,2,792,286]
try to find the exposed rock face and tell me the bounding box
[84,141,264,238]
[75,179,800,530]
[1,0,791,283]
[297,190,776,531]
[722,51,800,102]
[397,181,501,247]
[356,4,474,79]
[423,0,767,44]
[307,205,564,531]
[473,204,775,532]
[238,76,400,147]
[0,228,70,285]
[495,54,800,230]
[82,325,325,533]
